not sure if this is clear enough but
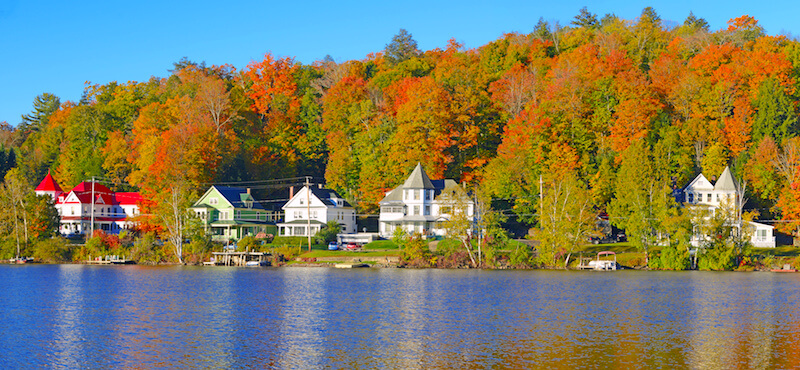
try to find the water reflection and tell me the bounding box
[2,266,800,368]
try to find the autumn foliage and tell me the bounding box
[12,10,800,240]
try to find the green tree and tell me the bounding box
[20,93,60,133]
[683,11,709,31]
[314,220,341,244]
[571,7,598,29]
[608,140,673,265]
[752,78,798,143]
[384,29,421,65]
[533,171,597,268]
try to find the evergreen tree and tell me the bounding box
[20,93,60,133]
[571,7,598,29]
[384,29,421,65]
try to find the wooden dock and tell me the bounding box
[86,256,135,265]
[208,251,271,267]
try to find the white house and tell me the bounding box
[681,166,775,248]
[277,185,356,237]
[35,173,143,236]
[378,163,474,238]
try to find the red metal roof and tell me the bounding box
[35,173,62,192]
[115,192,144,205]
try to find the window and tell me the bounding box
[425,190,431,200]
[707,193,712,202]
[209,198,218,205]
[425,206,431,215]
[688,193,694,203]
[440,206,452,215]
[414,190,420,200]
[414,206,420,215]
[300,198,304,205]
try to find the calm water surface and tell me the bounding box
[1,265,799,369]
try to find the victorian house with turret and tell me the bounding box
[35,173,143,236]
[378,163,474,238]
[680,166,775,248]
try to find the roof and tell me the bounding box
[57,182,114,205]
[277,219,327,226]
[35,173,62,192]
[115,192,143,205]
[283,186,353,209]
[309,187,352,207]
[379,166,464,205]
[714,166,739,192]
[212,186,265,210]
[403,163,435,189]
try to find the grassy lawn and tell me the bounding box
[363,240,399,250]
[753,246,800,257]
[299,250,401,258]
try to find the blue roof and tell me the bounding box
[214,186,265,210]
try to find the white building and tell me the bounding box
[378,163,474,238]
[277,185,356,237]
[35,173,142,236]
[682,166,775,248]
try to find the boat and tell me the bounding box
[245,260,270,267]
[578,251,618,271]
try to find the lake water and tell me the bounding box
[1,265,799,369]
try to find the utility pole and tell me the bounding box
[306,176,312,252]
[539,174,543,229]
[90,176,95,238]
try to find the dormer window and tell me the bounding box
[245,200,253,209]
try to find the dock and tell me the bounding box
[86,255,135,265]
[208,251,271,267]
[334,263,370,269]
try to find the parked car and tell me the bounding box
[328,242,340,251]
[345,243,360,251]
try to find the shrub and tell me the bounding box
[272,236,314,247]
[401,237,434,268]
[271,246,303,264]
[130,233,165,265]
[237,236,259,251]
[509,244,535,268]
[33,238,72,263]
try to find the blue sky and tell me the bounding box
[1,0,797,125]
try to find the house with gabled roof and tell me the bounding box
[277,185,356,237]
[378,163,474,238]
[35,174,143,236]
[190,186,278,242]
[681,166,775,248]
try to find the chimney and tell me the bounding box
[318,183,323,189]
[246,188,251,195]
[289,186,294,199]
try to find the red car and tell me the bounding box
[345,243,360,251]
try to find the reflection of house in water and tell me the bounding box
[678,166,775,248]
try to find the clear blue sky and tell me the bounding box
[1,0,797,125]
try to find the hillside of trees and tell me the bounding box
[3,8,800,267]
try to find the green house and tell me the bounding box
[190,186,277,242]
